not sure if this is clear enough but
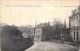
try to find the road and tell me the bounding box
[25,41,78,51]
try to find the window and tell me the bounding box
[77,32,79,41]
[74,31,75,40]
[71,19,73,27]
[77,29,79,41]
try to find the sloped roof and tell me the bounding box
[72,9,79,15]
[78,5,80,11]
[70,5,80,17]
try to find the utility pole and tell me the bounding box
[34,17,38,41]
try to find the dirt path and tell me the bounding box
[25,41,78,51]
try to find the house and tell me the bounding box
[34,22,51,41]
[18,26,34,40]
[69,5,80,42]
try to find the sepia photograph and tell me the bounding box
[0,0,80,51]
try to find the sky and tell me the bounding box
[0,0,80,27]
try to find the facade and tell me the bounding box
[69,5,80,42]
[34,28,43,41]
[34,22,50,41]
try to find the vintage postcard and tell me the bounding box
[0,0,80,51]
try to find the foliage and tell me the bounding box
[1,25,23,39]
[42,19,65,40]
[53,20,64,36]
[1,25,34,51]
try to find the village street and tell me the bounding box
[25,41,79,51]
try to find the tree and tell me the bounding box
[1,25,34,51]
[48,19,65,40]
[53,19,64,36]
[42,26,54,40]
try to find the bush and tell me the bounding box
[1,25,34,51]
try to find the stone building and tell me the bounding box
[34,22,50,41]
[34,27,43,41]
[69,5,80,42]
